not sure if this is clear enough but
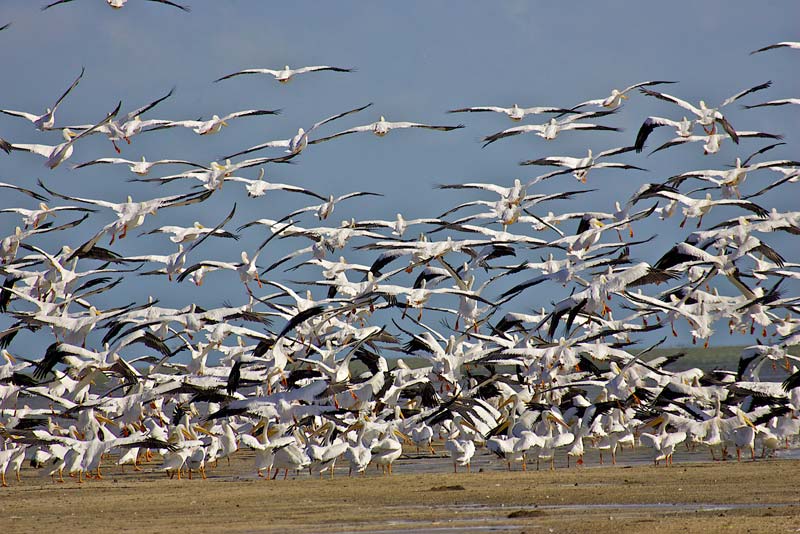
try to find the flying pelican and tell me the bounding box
[158,109,281,135]
[310,116,464,144]
[633,116,696,152]
[0,67,84,130]
[215,65,354,84]
[8,101,120,169]
[482,110,620,147]
[447,103,573,121]
[570,80,676,110]
[224,103,372,159]
[639,81,772,141]
[520,146,643,183]
[42,0,190,11]
[73,156,207,175]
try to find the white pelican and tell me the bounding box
[0,202,94,229]
[0,67,84,130]
[42,0,190,11]
[444,414,477,473]
[215,65,354,84]
[224,103,372,159]
[750,41,800,54]
[520,146,643,183]
[226,168,326,200]
[7,102,119,169]
[639,414,688,466]
[633,116,695,152]
[160,109,281,135]
[310,116,464,144]
[73,156,207,176]
[571,80,676,110]
[639,82,772,141]
[482,110,620,147]
[650,130,783,156]
[448,103,573,120]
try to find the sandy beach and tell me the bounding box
[3,448,800,534]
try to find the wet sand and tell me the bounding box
[3,448,800,534]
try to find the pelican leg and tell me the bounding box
[96,466,102,479]
[453,463,457,474]
[1,472,6,487]
[466,462,471,474]
[188,469,193,480]
[283,469,289,480]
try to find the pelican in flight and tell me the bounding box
[215,65,354,84]
[42,0,190,11]
[310,116,464,144]
[73,156,207,176]
[0,67,84,131]
[639,81,772,141]
[224,103,372,159]
[447,104,572,121]
[159,109,281,136]
[571,80,676,110]
[482,110,619,147]
[750,42,800,55]
[8,102,120,169]
[743,98,800,110]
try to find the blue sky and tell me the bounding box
[1,1,799,353]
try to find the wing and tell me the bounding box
[308,102,373,132]
[148,0,191,11]
[482,125,540,147]
[750,42,800,55]
[41,0,76,10]
[222,109,282,121]
[743,98,800,109]
[51,66,85,114]
[639,88,701,116]
[620,80,677,94]
[223,139,290,159]
[0,181,49,201]
[720,80,772,108]
[122,87,175,122]
[0,109,39,122]
[448,106,508,114]
[293,65,354,75]
[73,157,133,169]
[307,125,374,145]
[385,121,464,131]
[634,116,682,152]
[214,68,280,82]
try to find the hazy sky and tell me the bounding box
[1,1,798,353]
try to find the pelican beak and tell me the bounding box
[194,424,217,437]
[181,427,195,440]
[221,121,229,127]
[497,396,517,410]
[95,413,117,426]
[393,429,413,444]
[460,419,478,433]
[3,351,15,364]
[620,94,629,100]
[643,415,664,429]
[547,413,570,429]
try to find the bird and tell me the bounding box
[7,101,120,169]
[570,80,676,110]
[0,67,84,131]
[42,0,190,11]
[215,65,354,84]
[157,109,281,136]
[448,103,574,120]
[224,103,372,159]
[310,116,464,144]
[73,156,208,176]
[633,116,696,152]
[520,146,643,183]
[482,110,620,147]
[639,82,772,143]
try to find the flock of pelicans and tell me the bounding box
[2,6,800,487]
